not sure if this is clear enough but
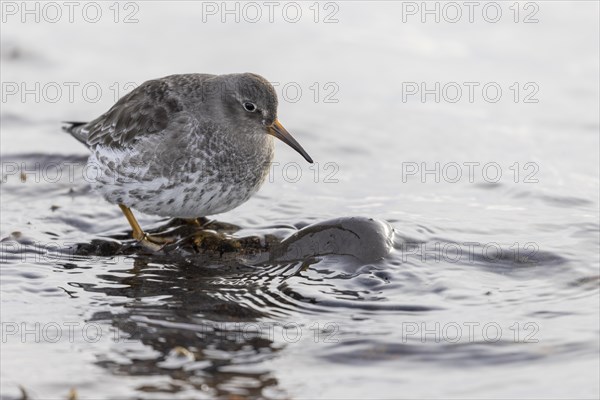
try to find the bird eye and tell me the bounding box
[243,102,257,112]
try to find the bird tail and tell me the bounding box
[62,121,89,146]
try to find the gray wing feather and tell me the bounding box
[78,79,184,148]
[62,121,88,145]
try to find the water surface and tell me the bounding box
[1,2,599,399]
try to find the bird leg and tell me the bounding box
[118,204,173,251]
[185,217,211,227]
[185,218,201,226]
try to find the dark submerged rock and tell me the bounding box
[62,216,395,265]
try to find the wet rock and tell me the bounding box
[66,217,395,264]
[272,216,394,263]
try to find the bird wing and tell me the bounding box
[78,78,185,148]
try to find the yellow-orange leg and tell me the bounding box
[118,204,173,251]
[185,217,212,228]
[185,218,201,226]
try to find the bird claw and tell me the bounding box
[135,233,175,252]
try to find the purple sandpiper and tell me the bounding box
[64,73,313,250]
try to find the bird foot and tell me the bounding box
[133,231,175,252]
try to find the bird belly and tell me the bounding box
[87,146,271,218]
